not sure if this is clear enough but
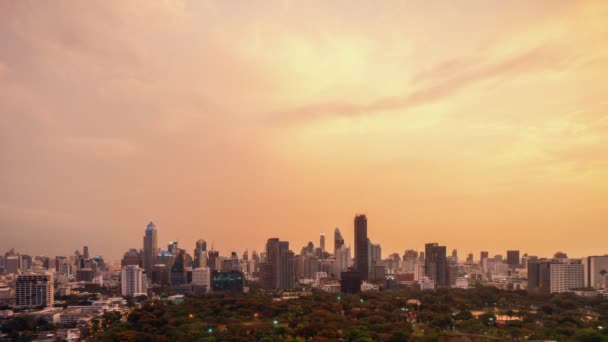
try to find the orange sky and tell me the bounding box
[1,1,607,261]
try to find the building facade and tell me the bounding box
[15,274,54,308]
[143,221,158,275]
[121,265,146,296]
[354,214,369,280]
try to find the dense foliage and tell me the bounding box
[92,286,607,341]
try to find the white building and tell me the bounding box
[121,265,146,296]
[584,256,608,289]
[192,267,211,291]
[550,261,584,293]
[15,273,54,308]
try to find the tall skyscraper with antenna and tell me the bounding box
[143,221,158,275]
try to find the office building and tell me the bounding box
[320,233,325,253]
[260,238,295,290]
[528,259,584,293]
[335,245,351,277]
[584,256,608,289]
[369,241,381,267]
[15,274,54,308]
[76,268,94,282]
[5,256,20,274]
[192,267,211,292]
[425,243,447,288]
[211,270,244,293]
[143,221,159,275]
[507,250,520,268]
[278,242,295,289]
[121,265,146,296]
[480,251,489,265]
[354,214,369,280]
[170,250,187,288]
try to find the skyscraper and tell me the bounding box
[320,233,325,253]
[354,214,369,280]
[121,265,146,296]
[261,238,294,290]
[335,244,352,277]
[480,251,489,266]
[507,250,520,268]
[425,243,448,288]
[83,246,89,259]
[334,228,344,251]
[170,250,187,288]
[143,221,158,275]
[369,241,381,267]
[278,242,295,290]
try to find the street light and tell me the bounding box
[273,320,279,325]
[207,328,213,333]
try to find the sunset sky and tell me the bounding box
[1,1,607,261]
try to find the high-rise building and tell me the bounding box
[480,251,489,263]
[83,246,89,259]
[5,256,19,274]
[121,265,146,296]
[170,250,187,288]
[402,250,418,277]
[334,228,344,251]
[424,243,448,288]
[369,241,381,267]
[194,239,207,269]
[528,259,584,293]
[335,245,352,277]
[584,256,608,289]
[15,274,54,308]
[230,252,240,271]
[507,250,520,268]
[451,249,458,264]
[151,264,169,285]
[549,260,584,293]
[192,267,211,292]
[278,241,295,290]
[261,238,294,290]
[320,233,325,253]
[211,270,244,293]
[143,221,158,275]
[354,214,369,280]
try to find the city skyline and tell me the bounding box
[1,216,601,263]
[2,1,608,260]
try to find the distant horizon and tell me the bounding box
[2,216,605,263]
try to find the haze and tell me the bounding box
[1,1,607,260]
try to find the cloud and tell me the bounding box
[269,44,572,123]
